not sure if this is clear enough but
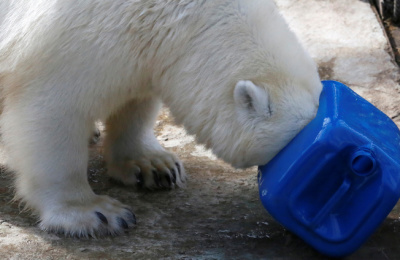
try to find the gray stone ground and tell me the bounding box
[1,0,400,259]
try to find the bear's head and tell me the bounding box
[165,67,321,169]
[227,78,321,168]
[157,0,322,168]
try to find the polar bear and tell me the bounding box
[0,0,322,236]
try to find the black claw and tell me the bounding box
[124,208,137,225]
[171,169,177,183]
[117,217,129,229]
[175,163,181,178]
[165,174,172,187]
[152,170,161,187]
[135,172,144,188]
[95,211,108,225]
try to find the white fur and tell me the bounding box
[0,0,322,236]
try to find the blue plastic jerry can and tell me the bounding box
[258,80,400,257]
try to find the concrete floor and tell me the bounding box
[1,0,400,259]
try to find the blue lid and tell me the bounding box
[258,81,400,257]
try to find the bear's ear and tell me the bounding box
[234,80,271,117]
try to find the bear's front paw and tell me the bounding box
[107,151,186,190]
[39,195,136,237]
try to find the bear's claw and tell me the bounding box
[152,170,162,187]
[175,163,183,178]
[171,169,177,183]
[124,208,137,225]
[96,211,108,225]
[151,166,182,189]
[117,217,129,229]
[95,209,136,230]
[136,172,144,187]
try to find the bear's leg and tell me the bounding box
[104,97,186,189]
[1,100,136,236]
